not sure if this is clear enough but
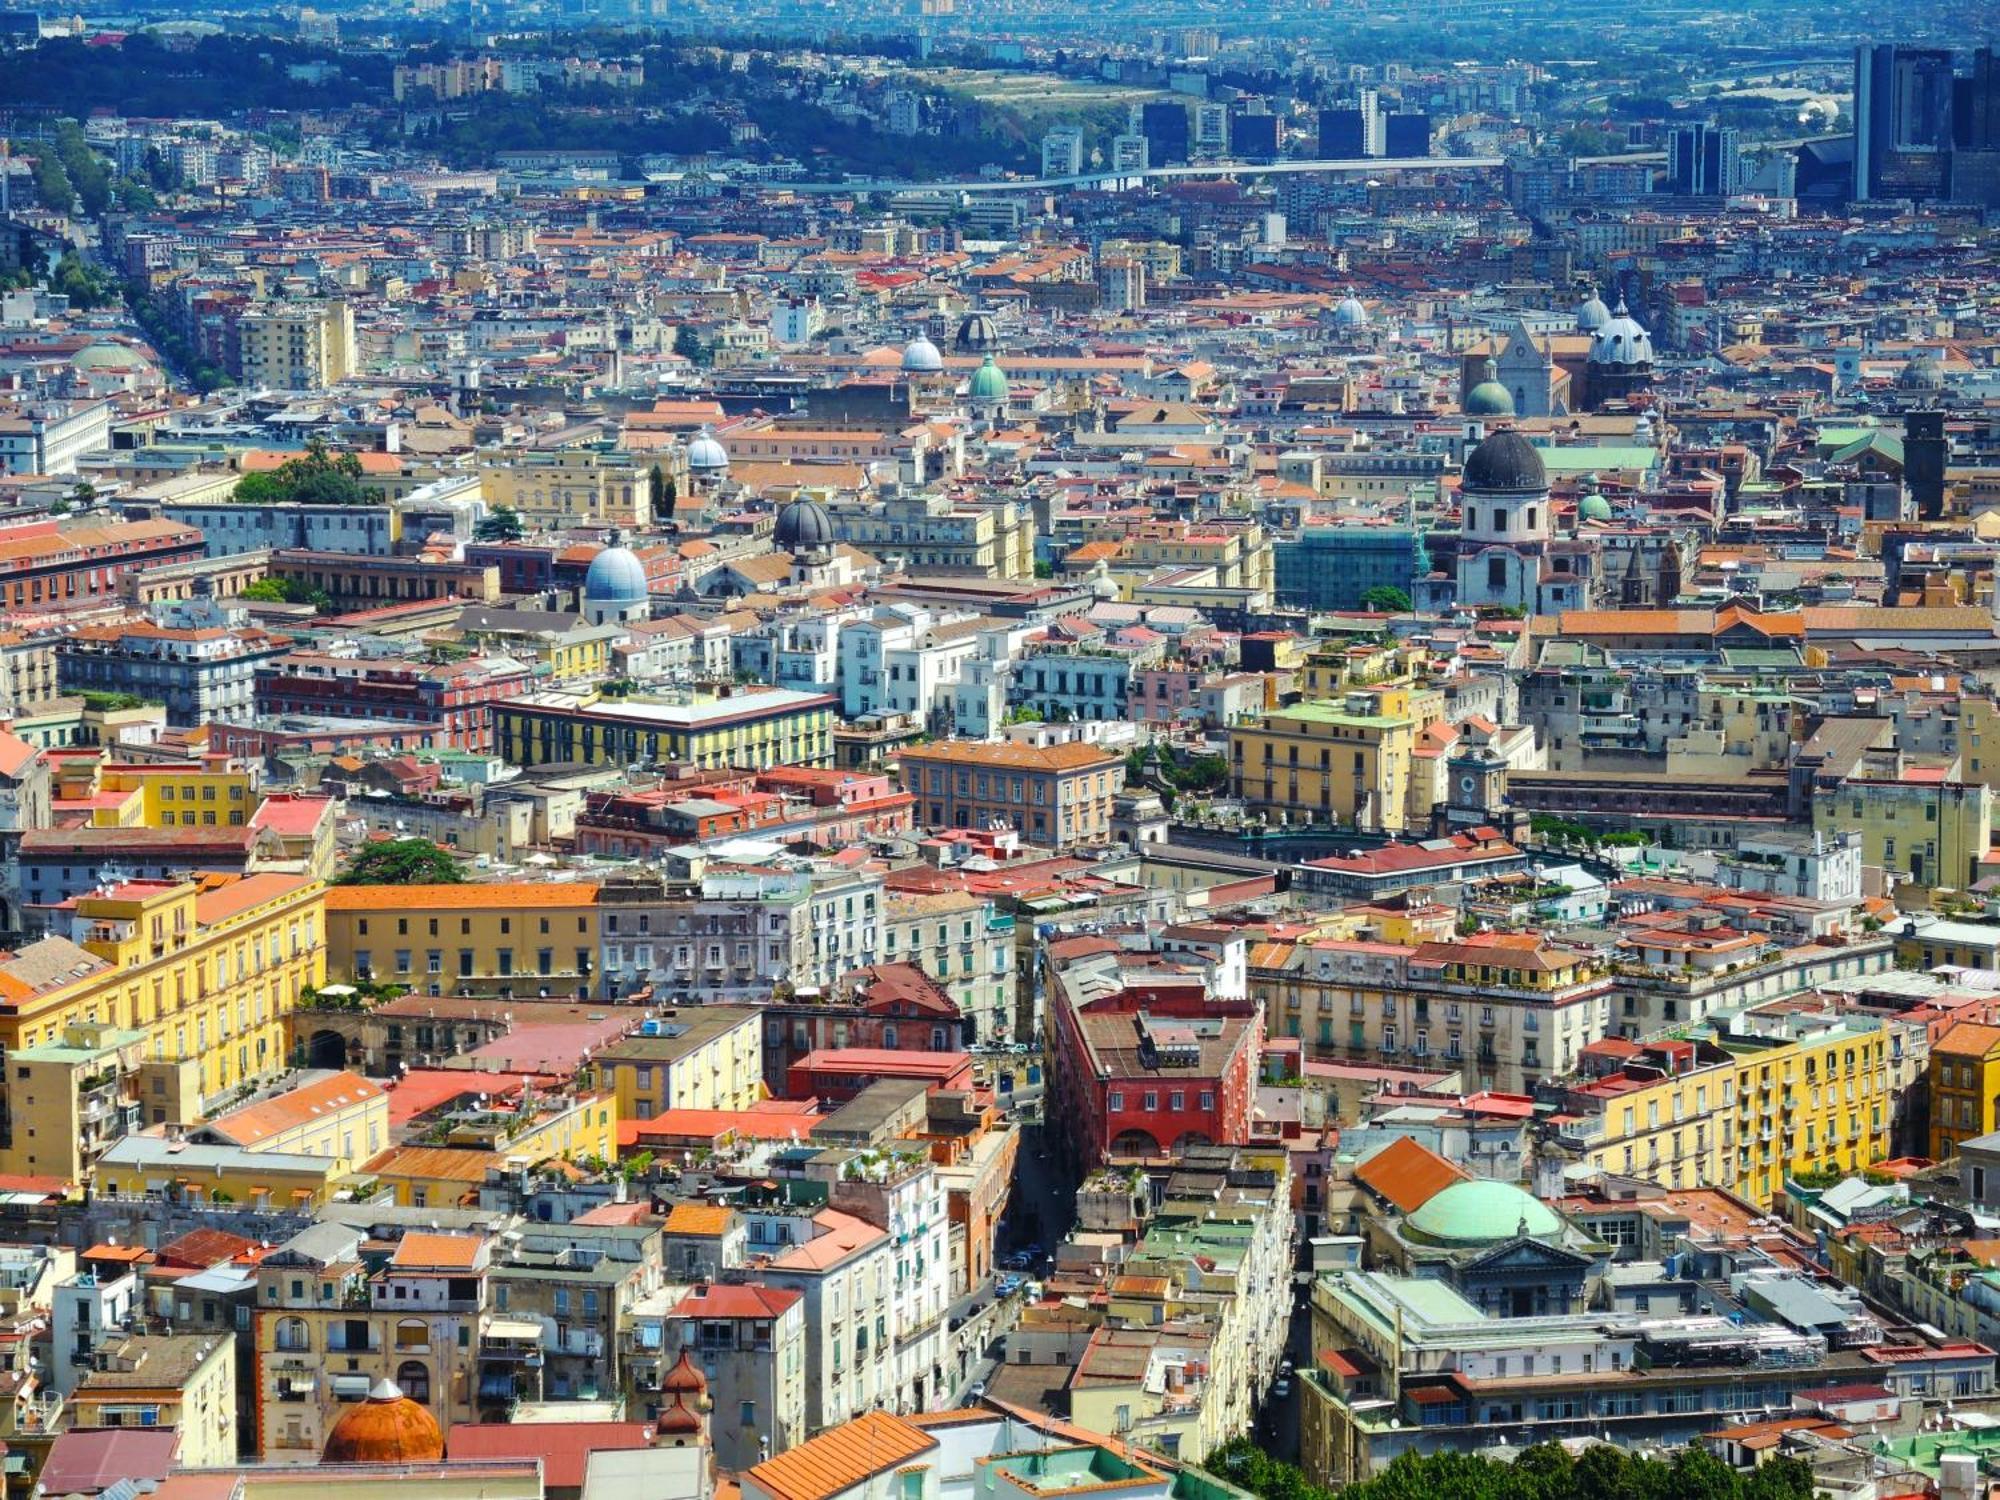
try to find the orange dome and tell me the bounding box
[323,1379,444,1464]
[658,1401,703,1437]
[661,1348,706,1396]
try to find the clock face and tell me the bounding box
[1460,774,1477,794]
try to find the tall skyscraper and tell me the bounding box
[1384,111,1431,158]
[1140,100,1191,166]
[1318,91,1380,159]
[1853,43,1954,201]
[1666,121,1740,195]
[1233,111,1280,163]
[1193,101,1229,160]
[1041,127,1084,179]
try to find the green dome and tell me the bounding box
[1577,493,1613,522]
[1405,1180,1561,1246]
[968,355,1008,403]
[1463,357,1514,419]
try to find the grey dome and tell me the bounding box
[1900,352,1946,390]
[1576,290,1611,332]
[775,498,833,553]
[686,429,729,473]
[1589,301,1653,367]
[955,312,999,352]
[1333,290,1369,327]
[1463,429,1547,493]
[584,544,649,603]
[902,335,943,373]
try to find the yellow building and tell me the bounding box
[255,1230,491,1460]
[362,1091,617,1208]
[70,1333,237,1467]
[1723,1016,1892,1207]
[1930,1022,2000,1160]
[1812,773,1992,894]
[52,760,260,830]
[492,689,834,773]
[1228,686,1417,831]
[476,448,651,530]
[91,1133,340,1207]
[594,1006,764,1120]
[454,610,620,684]
[0,873,324,1126]
[1088,521,1273,593]
[192,1069,388,1177]
[236,301,356,391]
[322,882,601,1000]
[0,1023,149,1183]
[1552,1046,1738,1194]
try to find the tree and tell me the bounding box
[648,464,674,517]
[335,838,466,886]
[1360,585,1412,613]
[474,505,526,542]
[232,437,373,505]
[240,576,331,610]
[49,251,114,310]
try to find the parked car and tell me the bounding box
[1273,1376,1292,1399]
[996,1273,1023,1297]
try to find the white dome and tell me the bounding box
[901,335,944,373]
[1576,290,1611,332]
[686,429,729,472]
[1588,300,1653,367]
[1333,291,1369,328]
[584,545,648,603]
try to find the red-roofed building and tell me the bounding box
[783,1048,975,1104]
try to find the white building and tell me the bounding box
[1041,127,1084,178]
[0,399,111,477]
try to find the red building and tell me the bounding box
[784,1047,975,1104]
[253,652,531,751]
[0,517,203,612]
[760,962,968,1096]
[1046,955,1261,1167]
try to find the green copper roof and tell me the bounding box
[969,355,1008,401]
[1405,1179,1561,1245]
[1577,493,1613,521]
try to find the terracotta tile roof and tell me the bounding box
[746,1410,935,1500]
[206,1072,381,1148]
[895,740,1118,772]
[1352,1136,1468,1214]
[447,1422,654,1488]
[663,1202,733,1237]
[390,1232,484,1270]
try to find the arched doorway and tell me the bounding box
[1110,1128,1160,1157]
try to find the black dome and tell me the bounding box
[1462,429,1546,493]
[955,312,999,352]
[775,498,833,553]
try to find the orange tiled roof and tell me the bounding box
[745,1410,935,1500]
[1352,1136,1468,1214]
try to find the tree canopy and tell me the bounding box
[474,505,526,542]
[1361,585,1413,613]
[335,838,466,886]
[233,438,378,505]
[1208,1438,1815,1500]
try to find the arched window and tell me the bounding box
[397,1360,431,1404]
[396,1318,429,1352]
[275,1317,310,1352]
[1111,1128,1160,1157]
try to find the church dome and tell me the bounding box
[1588,301,1654,367]
[1578,493,1614,523]
[1899,352,1946,390]
[686,429,729,473]
[1405,1180,1562,1246]
[1464,358,1514,419]
[968,356,1008,404]
[1332,290,1369,328]
[775,497,834,553]
[322,1379,444,1465]
[1462,428,1546,494]
[662,1348,707,1397]
[1576,289,1612,333]
[901,334,944,373]
[955,312,999,352]
[584,543,649,603]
